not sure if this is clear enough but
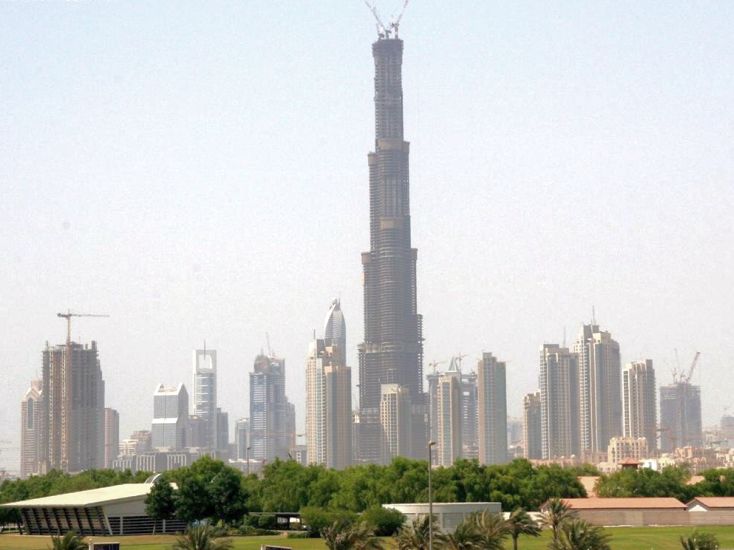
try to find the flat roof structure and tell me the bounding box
[1,482,185,536]
[383,502,501,532]
[560,497,686,510]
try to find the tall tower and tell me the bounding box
[477,352,508,465]
[539,344,580,459]
[660,381,703,452]
[152,384,188,450]
[249,354,292,461]
[193,349,217,450]
[20,379,45,478]
[574,324,622,458]
[436,360,463,466]
[358,30,425,463]
[523,391,542,460]
[622,360,657,451]
[104,408,120,468]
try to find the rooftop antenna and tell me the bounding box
[591,305,597,325]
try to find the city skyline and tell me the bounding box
[1,3,733,473]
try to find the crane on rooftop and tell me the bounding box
[364,0,411,39]
[57,311,110,345]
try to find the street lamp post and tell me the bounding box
[428,440,436,550]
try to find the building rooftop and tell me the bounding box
[561,497,686,510]
[1,483,153,508]
[688,497,734,509]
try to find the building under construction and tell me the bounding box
[358,22,426,462]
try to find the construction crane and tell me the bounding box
[681,351,701,384]
[428,360,446,374]
[57,311,110,344]
[673,351,700,384]
[364,0,411,39]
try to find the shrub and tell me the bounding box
[300,506,357,537]
[360,506,405,536]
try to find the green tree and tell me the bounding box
[172,524,233,550]
[145,478,177,534]
[208,468,247,524]
[300,506,357,537]
[175,474,211,523]
[48,531,86,550]
[361,506,406,536]
[321,519,384,550]
[395,514,440,550]
[548,519,611,550]
[469,510,509,550]
[539,498,575,541]
[680,531,720,550]
[505,508,540,550]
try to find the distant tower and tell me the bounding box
[435,358,463,466]
[193,349,217,450]
[358,27,426,464]
[20,380,44,478]
[574,324,622,457]
[477,352,508,465]
[234,418,249,461]
[42,341,105,472]
[151,384,188,450]
[249,354,292,461]
[324,299,347,363]
[380,384,412,463]
[104,408,120,468]
[622,360,657,451]
[539,344,580,459]
[461,370,479,460]
[660,381,703,452]
[523,391,542,460]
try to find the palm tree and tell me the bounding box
[680,531,720,550]
[172,524,233,550]
[539,498,575,541]
[321,519,384,550]
[505,508,541,550]
[436,519,482,550]
[395,514,441,550]
[48,532,86,550]
[468,511,509,550]
[548,518,611,550]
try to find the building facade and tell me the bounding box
[660,381,703,452]
[435,363,462,466]
[607,436,649,464]
[358,33,426,464]
[539,344,580,460]
[151,384,188,450]
[523,391,542,460]
[103,408,119,469]
[622,360,657,451]
[42,341,105,472]
[249,354,293,461]
[234,418,249,461]
[574,324,622,457]
[477,352,508,465]
[460,370,479,460]
[193,349,217,450]
[20,380,44,478]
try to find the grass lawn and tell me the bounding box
[4,526,734,549]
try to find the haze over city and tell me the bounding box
[1,1,732,475]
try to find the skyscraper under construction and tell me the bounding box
[358,31,426,463]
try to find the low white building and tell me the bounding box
[1,481,185,536]
[383,502,501,532]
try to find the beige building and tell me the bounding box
[436,362,463,466]
[540,344,580,459]
[20,380,44,478]
[608,436,649,464]
[523,391,542,460]
[574,324,622,457]
[104,408,120,469]
[623,360,657,451]
[477,352,507,465]
[380,384,412,463]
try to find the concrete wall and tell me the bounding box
[575,509,734,527]
[383,502,502,532]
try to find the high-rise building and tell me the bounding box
[216,408,229,453]
[461,370,479,460]
[234,418,249,461]
[721,415,734,448]
[152,384,188,450]
[42,341,105,472]
[193,349,217,450]
[249,354,292,461]
[622,360,657,451]
[523,391,542,460]
[477,352,508,465]
[20,380,44,478]
[435,361,462,466]
[103,408,120,468]
[380,383,412,463]
[306,303,353,470]
[539,344,580,459]
[574,324,622,457]
[659,381,703,452]
[358,30,425,464]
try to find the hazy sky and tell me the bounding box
[1,1,732,473]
